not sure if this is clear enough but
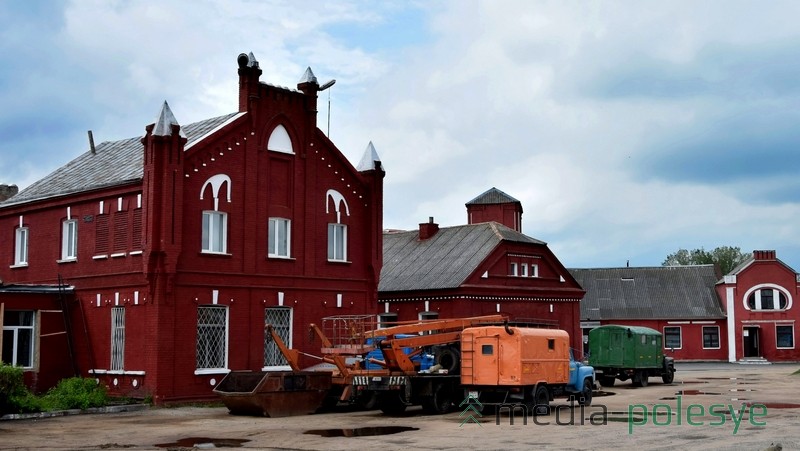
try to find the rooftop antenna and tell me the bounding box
[319,79,336,137]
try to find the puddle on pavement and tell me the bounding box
[751,402,800,409]
[155,437,249,448]
[304,426,419,437]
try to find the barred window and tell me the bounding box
[110,308,125,371]
[197,306,228,370]
[264,308,292,369]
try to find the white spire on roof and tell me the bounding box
[299,67,318,85]
[356,141,383,172]
[152,100,186,138]
[247,52,259,68]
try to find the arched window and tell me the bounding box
[326,189,349,262]
[200,174,231,254]
[267,124,293,154]
[744,285,791,311]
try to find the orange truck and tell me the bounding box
[460,325,595,413]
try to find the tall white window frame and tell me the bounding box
[202,210,228,254]
[61,219,78,261]
[325,190,350,263]
[263,307,293,370]
[110,307,125,372]
[268,218,291,258]
[196,306,229,372]
[2,310,35,368]
[14,227,28,266]
[327,223,347,261]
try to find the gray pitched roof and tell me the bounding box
[1,112,241,208]
[569,265,725,321]
[466,187,520,205]
[380,222,545,292]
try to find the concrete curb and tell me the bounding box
[1,404,149,421]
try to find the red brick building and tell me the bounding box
[0,52,385,402]
[718,250,800,362]
[570,265,728,361]
[379,188,586,353]
[572,250,800,363]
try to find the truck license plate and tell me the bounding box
[468,391,479,400]
[372,377,382,382]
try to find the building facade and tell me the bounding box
[0,52,385,402]
[717,250,800,362]
[571,265,728,361]
[379,188,586,353]
[572,250,800,363]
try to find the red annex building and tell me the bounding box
[572,250,800,363]
[378,188,586,353]
[718,250,800,363]
[0,52,385,402]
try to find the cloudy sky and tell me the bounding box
[2,0,800,270]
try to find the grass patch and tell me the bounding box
[1,363,112,415]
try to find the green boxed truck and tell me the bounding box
[588,325,675,387]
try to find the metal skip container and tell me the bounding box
[213,371,332,417]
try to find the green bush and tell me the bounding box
[42,377,108,411]
[0,363,30,415]
[1,368,110,414]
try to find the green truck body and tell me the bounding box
[588,325,675,387]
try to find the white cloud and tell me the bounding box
[3,0,800,269]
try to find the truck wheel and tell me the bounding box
[357,391,378,410]
[662,370,675,384]
[422,382,453,415]
[378,392,407,415]
[578,379,593,406]
[632,371,649,387]
[598,375,615,387]
[533,385,550,416]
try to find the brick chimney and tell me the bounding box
[419,217,439,240]
[0,184,18,202]
[753,250,776,261]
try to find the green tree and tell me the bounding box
[662,246,749,275]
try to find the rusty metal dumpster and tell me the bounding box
[213,371,332,417]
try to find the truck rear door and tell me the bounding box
[473,336,499,385]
